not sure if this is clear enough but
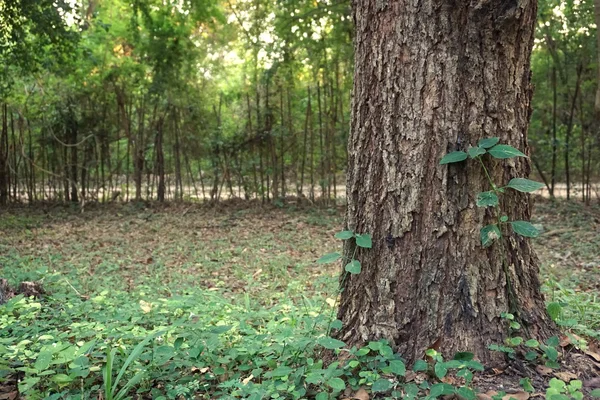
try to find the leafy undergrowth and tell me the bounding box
[533,198,600,340]
[0,199,599,399]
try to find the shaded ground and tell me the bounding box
[1,198,599,399]
[1,201,343,304]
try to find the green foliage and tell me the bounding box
[440,138,542,246]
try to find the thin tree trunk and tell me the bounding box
[551,66,557,198]
[564,62,583,201]
[0,104,8,205]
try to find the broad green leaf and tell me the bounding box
[430,383,455,397]
[270,366,292,377]
[330,319,343,330]
[18,377,40,393]
[480,224,501,247]
[453,352,474,361]
[389,360,406,376]
[355,234,372,249]
[345,260,361,274]
[590,389,600,398]
[34,351,53,372]
[318,337,346,350]
[153,345,175,365]
[510,221,539,238]
[456,387,476,400]
[315,393,329,400]
[547,302,562,321]
[327,377,345,392]
[525,351,538,361]
[476,191,499,207]
[440,151,468,164]
[467,146,486,159]
[466,360,484,371]
[51,374,74,384]
[317,252,341,264]
[210,325,233,334]
[478,137,500,148]
[488,144,527,159]
[334,230,354,240]
[525,339,539,348]
[372,378,392,392]
[506,178,544,193]
[434,362,447,378]
[413,359,428,372]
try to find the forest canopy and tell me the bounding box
[0,0,597,204]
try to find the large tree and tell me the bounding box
[337,0,557,364]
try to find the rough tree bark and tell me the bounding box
[337,0,556,365]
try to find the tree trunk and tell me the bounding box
[337,0,556,365]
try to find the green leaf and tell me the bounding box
[111,330,164,398]
[520,377,534,392]
[440,151,468,164]
[590,389,600,398]
[270,366,292,377]
[544,346,559,362]
[327,377,345,392]
[18,377,40,393]
[430,383,455,397]
[525,339,540,348]
[547,302,562,321]
[480,224,501,247]
[51,374,74,384]
[457,387,476,400]
[478,137,500,148]
[510,221,539,238]
[318,337,346,350]
[500,215,508,222]
[345,260,361,274]
[468,146,486,159]
[315,393,329,400]
[372,378,392,392]
[335,230,354,240]
[476,191,499,207]
[488,144,527,159]
[34,351,53,372]
[506,178,545,193]
[389,360,406,376]
[317,252,341,264]
[525,351,538,361]
[413,359,428,372]
[453,352,474,361]
[330,319,343,330]
[153,345,175,365]
[355,234,372,249]
[434,362,447,378]
[508,337,523,346]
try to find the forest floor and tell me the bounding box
[1,198,599,399]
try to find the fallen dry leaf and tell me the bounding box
[584,349,600,362]
[535,364,553,375]
[484,391,530,400]
[346,388,369,400]
[0,391,18,400]
[553,371,578,381]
